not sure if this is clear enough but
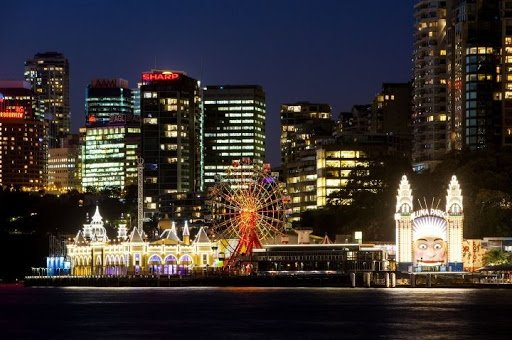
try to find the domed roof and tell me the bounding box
[157,214,172,230]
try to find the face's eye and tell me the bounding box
[434,243,442,250]
[418,244,427,250]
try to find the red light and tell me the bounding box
[142,73,180,81]
[0,111,24,119]
[0,106,25,119]
[88,115,96,123]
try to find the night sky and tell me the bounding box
[0,0,412,166]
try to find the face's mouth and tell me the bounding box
[419,260,443,264]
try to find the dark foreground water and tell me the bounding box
[1,285,511,339]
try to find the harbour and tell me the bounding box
[2,285,512,339]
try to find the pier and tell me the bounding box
[24,270,510,288]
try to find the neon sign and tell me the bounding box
[0,106,25,119]
[142,73,180,81]
[411,208,447,220]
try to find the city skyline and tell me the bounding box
[0,0,412,166]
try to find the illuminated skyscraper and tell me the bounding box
[24,52,70,148]
[140,70,202,218]
[81,79,139,192]
[446,0,509,151]
[413,0,448,171]
[0,81,44,190]
[280,102,333,222]
[80,119,140,192]
[85,78,132,126]
[203,85,266,188]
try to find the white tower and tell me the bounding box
[89,206,108,242]
[446,175,463,263]
[395,175,413,264]
[183,220,190,245]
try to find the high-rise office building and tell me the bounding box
[140,70,202,218]
[0,81,44,190]
[203,85,266,187]
[413,0,448,170]
[280,102,333,222]
[24,52,70,149]
[80,116,140,192]
[132,85,141,116]
[81,79,139,192]
[85,78,133,126]
[48,134,80,193]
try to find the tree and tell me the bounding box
[483,248,511,266]
[303,154,411,241]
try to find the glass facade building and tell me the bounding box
[140,70,202,218]
[203,85,266,188]
[81,118,140,191]
[24,52,70,149]
[85,79,132,126]
[81,78,139,192]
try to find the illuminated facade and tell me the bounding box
[67,206,217,276]
[48,134,80,193]
[280,102,333,166]
[24,52,70,149]
[141,70,202,218]
[316,145,370,207]
[203,85,266,188]
[280,103,333,222]
[85,78,133,126]
[413,1,448,170]
[81,78,139,192]
[414,1,512,162]
[0,81,44,190]
[81,115,140,191]
[446,0,512,151]
[395,175,464,272]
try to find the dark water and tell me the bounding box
[1,285,511,339]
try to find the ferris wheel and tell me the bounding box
[208,159,290,267]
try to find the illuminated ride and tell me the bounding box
[208,159,290,270]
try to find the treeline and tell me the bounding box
[301,150,512,242]
[0,187,138,281]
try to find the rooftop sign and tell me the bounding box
[142,72,180,82]
[0,106,25,119]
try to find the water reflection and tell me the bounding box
[1,287,511,339]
